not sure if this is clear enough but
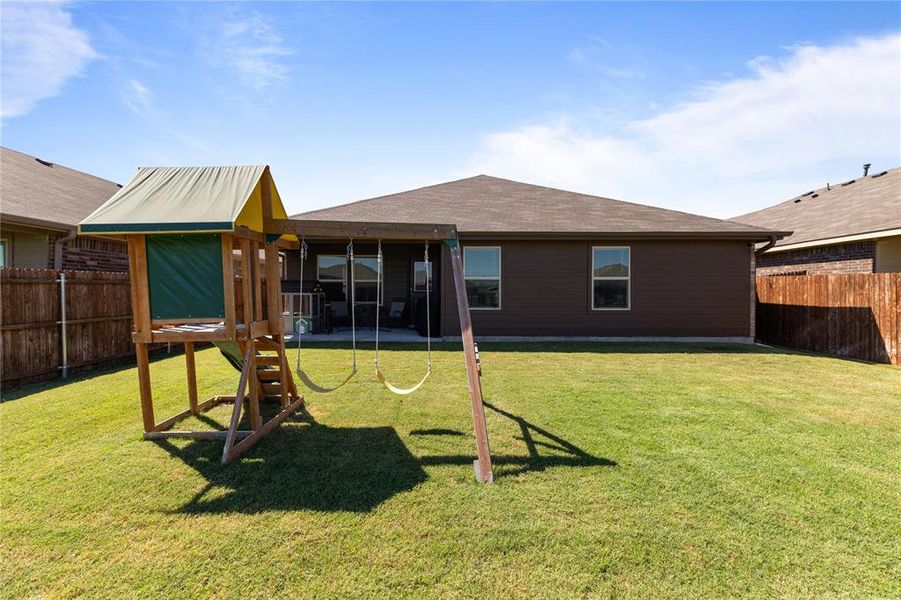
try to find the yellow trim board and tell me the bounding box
[765,228,901,253]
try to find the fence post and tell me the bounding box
[59,273,68,378]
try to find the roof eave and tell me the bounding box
[458,230,791,242]
[764,227,901,253]
[1,214,75,232]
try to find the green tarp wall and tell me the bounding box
[146,234,225,319]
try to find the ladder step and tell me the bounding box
[257,370,282,381]
[261,383,282,394]
[255,338,279,350]
[255,355,280,366]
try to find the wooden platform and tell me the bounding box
[135,321,272,343]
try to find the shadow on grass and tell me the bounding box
[419,402,616,477]
[156,398,615,514]
[155,406,428,514]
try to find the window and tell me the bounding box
[0,239,7,268]
[412,261,432,292]
[352,256,383,305]
[464,246,501,310]
[317,255,346,301]
[592,246,630,310]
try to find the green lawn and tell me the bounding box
[2,343,899,598]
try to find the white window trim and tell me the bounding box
[591,246,631,311]
[464,246,502,311]
[317,255,347,300]
[353,255,383,306]
[412,260,433,293]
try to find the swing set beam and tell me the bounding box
[265,218,457,241]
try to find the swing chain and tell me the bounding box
[296,236,307,371]
[424,241,431,370]
[375,239,383,370]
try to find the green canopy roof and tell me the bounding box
[79,165,289,235]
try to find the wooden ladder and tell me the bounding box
[252,335,299,407]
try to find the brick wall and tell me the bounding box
[61,237,129,272]
[756,241,876,276]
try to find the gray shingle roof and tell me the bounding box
[733,167,901,247]
[1,147,122,230]
[297,175,782,239]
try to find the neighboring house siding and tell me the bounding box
[756,241,876,275]
[440,239,753,338]
[0,228,52,268]
[875,236,901,272]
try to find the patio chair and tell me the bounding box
[328,301,351,331]
[382,299,406,331]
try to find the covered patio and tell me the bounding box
[282,240,440,339]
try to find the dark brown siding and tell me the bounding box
[441,239,753,337]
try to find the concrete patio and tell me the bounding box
[286,328,442,343]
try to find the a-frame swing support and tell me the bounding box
[122,209,492,480]
[267,218,494,483]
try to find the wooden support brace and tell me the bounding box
[224,396,304,464]
[221,233,236,340]
[150,396,225,433]
[144,430,253,441]
[221,344,255,463]
[185,341,198,414]
[135,343,154,433]
[447,240,494,483]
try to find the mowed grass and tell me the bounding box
[2,342,899,598]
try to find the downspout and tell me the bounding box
[755,235,778,255]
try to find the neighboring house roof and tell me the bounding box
[296,175,784,240]
[0,146,122,231]
[733,167,901,251]
[79,165,293,236]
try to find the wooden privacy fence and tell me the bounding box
[1,267,267,389]
[756,273,900,365]
[1,267,134,388]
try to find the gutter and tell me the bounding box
[755,235,778,256]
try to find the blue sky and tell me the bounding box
[2,1,899,217]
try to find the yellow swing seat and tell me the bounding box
[376,367,430,395]
[295,367,356,394]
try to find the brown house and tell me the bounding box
[734,166,901,275]
[287,175,786,341]
[0,147,127,271]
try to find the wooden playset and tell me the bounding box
[79,165,494,482]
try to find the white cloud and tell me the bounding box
[468,33,901,217]
[122,79,154,118]
[201,9,294,91]
[0,1,97,118]
[119,79,209,151]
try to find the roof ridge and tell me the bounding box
[296,174,488,218]
[298,172,758,230]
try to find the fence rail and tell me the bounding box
[756,273,900,365]
[1,267,135,388]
